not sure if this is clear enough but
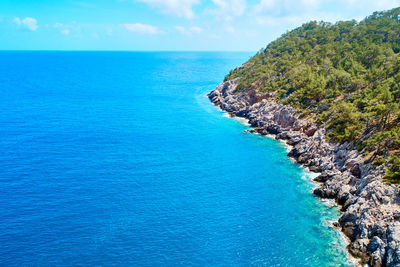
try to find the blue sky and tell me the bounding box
[1,0,400,51]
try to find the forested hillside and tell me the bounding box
[226,7,400,183]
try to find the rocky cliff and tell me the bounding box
[208,79,400,267]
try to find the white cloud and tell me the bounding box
[225,25,235,33]
[53,22,73,35]
[344,0,400,9]
[303,0,322,8]
[175,25,203,35]
[253,0,321,16]
[175,25,186,33]
[208,0,247,21]
[255,12,345,26]
[14,17,38,31]
[22,17,38,31]
[190,26,203,33]
[254,0,400,16]
[136,0,200,19]
[123,23,164,34]
[53,22,64,28]
[252,0,400,28]
[61,29,70,35]
[255,0,273,11]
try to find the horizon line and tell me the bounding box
[0,49,257,53]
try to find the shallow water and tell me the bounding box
[0,51,351,266]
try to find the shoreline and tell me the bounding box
[220,108,359,266]
[208,79,400,266]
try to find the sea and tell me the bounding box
[0,51,352,266]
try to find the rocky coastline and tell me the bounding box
[208,79,400,267]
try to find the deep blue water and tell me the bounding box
[0,51,351,266]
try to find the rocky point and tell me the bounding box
[208,79,400,267]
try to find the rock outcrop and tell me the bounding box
[208,79,400,267]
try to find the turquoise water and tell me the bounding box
[0,51,351,266]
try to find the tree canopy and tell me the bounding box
[226,7,400,183]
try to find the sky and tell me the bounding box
[1,0,400,51]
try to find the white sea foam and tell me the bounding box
[232,116,250,126]
[217,104,356,266]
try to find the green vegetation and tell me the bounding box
[225,8,400,183]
